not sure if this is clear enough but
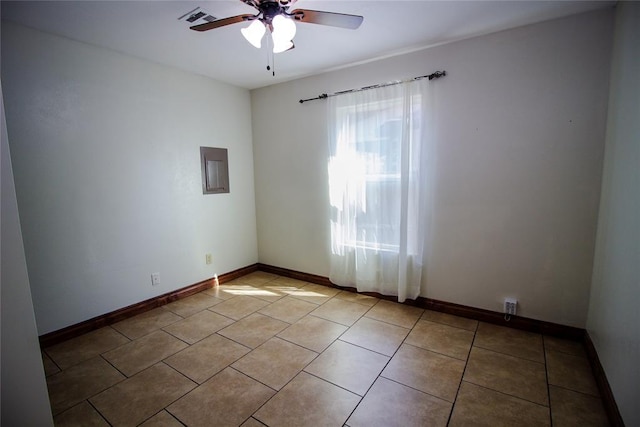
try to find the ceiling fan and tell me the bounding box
[190,0,364,53]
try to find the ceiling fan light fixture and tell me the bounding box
[272,40,294,54]
[241,19,266,48]
[271,14,296,52]
[272,15,297,41]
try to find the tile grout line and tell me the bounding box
[445,323,478,426]
[343,314,426,424]
[302,370,366,398]
[472,342,547,365]
[49,276,599,426]
[42,348,64,373]
[146,361,200,426]
[246,298,385,425]
[548,383,602,398]
[461,380,553,409]
[227,364,289,394]
[400,341,471,362]
[86,399,114,426]
[543,336,554,427]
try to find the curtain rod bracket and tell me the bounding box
[299,70,446,104]
[299,93,328,104]
[427,70,446,80]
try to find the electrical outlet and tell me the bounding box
[151,272,161,286]
[504,298,517,316]
[205,253,212,265]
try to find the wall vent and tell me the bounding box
[178,7,216,25]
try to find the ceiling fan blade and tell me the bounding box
[290,9,363,30]
[239,0,260,10]
[190,14,254,32]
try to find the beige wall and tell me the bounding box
[251,10,614,327]
[587,3,640,425]
[2,22,258,334]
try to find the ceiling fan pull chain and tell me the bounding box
[266,33,271,73]
[264,34,275,77]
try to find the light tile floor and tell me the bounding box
[42,272,610,426]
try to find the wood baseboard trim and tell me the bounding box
[256,263,584,340]
[417,297,586,340]
[584,332,625,427]
[257,263,334,287]
[257,263,628,425]
[39,260,623,427]
[39,263,259,348]
[258,264,624,426]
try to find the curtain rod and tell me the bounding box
[298,70,446,104]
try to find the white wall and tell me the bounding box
[252,9,613,327]
[1,84,53,425]
[1,22,258,334]
[587,3,640,425]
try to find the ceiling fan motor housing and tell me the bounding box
[258,1,289,24]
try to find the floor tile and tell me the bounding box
[421,309,478,332]
[277,315,348,352]
[546,350,599,396]
[232,337,317,390]
[168,367,274,427]
[244,287,287,302]
[258,295,318,323]
[334,290,379,307]
[382,344,465,402]
[304,340,389,395]
[45,327,129,369]
[47,357,125,415]
[42,351,61,376]
[163,309,234,344]
[288,283,340,304]
[254,371,361,426]
[544,336,586,357]
[102,330,188,376]
[139,410,184,426]
[112,308,183,340]
[267,276,309,289]
[163,293,223,318]
[41,273,608,427]
[549,385,609,427]
[165,333,250,384]
[310,297,370,326]
[365,299,424,329]
[406,319,475,360]
[340,316,409,356]
[218,312,290,348]
[202,283,237,300]
[90,363,196,427]
[259,282,308,301]
[236,271,278,286]
[464,346,549,406]
[209,295,270,320]
[449,381,550,427]
[215,282,285,302]
[53,401,110,427]
[474,322,544,363]
[348,377,452,427]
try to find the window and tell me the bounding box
[327,79,433,301]
[329,92,423,252]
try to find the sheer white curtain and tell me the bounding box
[328,79,435,302]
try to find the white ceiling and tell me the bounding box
[2,0,614,90]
